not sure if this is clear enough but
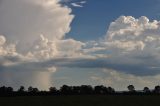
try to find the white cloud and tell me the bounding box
[80,1,86,4]
[0,0,74,53]
[71,3,83,7]
[56,39,85,57]
[0,35,6,46]
[0,0,91,90]
[0,35,18,56]
[71,1,86,8]
[0,0,78,90]
[103,16,160,71]
[27,35,85,60]
[79,16,160,76]
[105,16,160,53]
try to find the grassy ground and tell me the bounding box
[0,95,160,106]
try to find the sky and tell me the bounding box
[1,0,160,90]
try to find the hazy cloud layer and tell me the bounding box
[91,69,160,90]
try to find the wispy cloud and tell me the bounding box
[71,3,83,7]
[71,1,86,8]
[80,1,86,4]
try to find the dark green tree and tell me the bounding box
[18,86,25,92]
[154,85,160,93]
[127,85,135,92]
[143,87,150,93]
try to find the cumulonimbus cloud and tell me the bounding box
[0,0,78,89]
[0,0,74,53]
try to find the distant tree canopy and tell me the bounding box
[0,86,13,93]
[49,87,57,93]
[28,86,39,93]
[18,86,25,92]
[0,84,160,96]
[143,87,150,93]
[127,85,135,92]
[154,85,160,93]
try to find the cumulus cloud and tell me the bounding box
[105,16,160,52]
[0,35,18,57]
[0,0,74,52]
[103,16,160,75]
[27,35,85,60]
[77,16,160,76]
[1,15,160,77]
[0,35,6,46]
[0,35,57,89]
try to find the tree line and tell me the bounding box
[0,85,160,96]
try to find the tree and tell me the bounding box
[154,85,160,93]
[108,87,115,94]
[28,86,33,92]
[127,85,135,92]
[72,86,81,94]
[0,86,13,93]
[7,87,13,93]
[32,88,39,93]
[80,85,93,94]
[60,85,72,95]
[18,86,25,92]
[49,87,57,93]
[94,85,108,94]
[143,87,150,93]
[28,86,39,93]
[0,86,13,96]
[0,86,7,93]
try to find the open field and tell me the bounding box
[0,95,160,106]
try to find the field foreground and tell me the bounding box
[0,95,160,106]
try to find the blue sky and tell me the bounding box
[66,0,160,41]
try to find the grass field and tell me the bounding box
[0,95,160,106]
